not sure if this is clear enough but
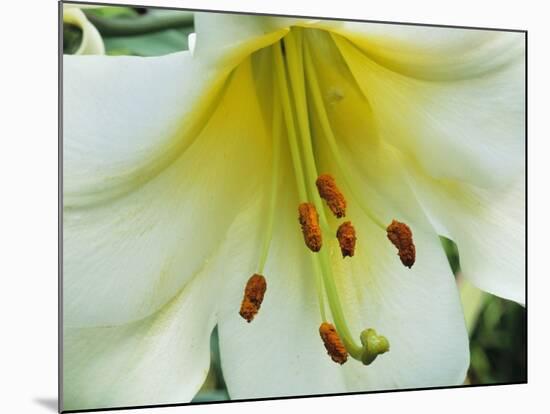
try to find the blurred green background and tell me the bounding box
[64,6,194,56]
[63,4,527,401]
[442,237,526,386]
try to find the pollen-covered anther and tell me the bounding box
[315,174,347,218]
[298,202,322,252]
[386,220,416,268]
[239,274,267,323]
[336,221,356,258]
[319,322,348,364]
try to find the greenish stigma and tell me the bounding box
[271,27,390,366]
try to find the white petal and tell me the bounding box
[64,51,215,205]
[63,8,105,55]
[323,21,524,80]
[63,197,264,411]
[331,31,525,189]
[217,166,468,397]
[412,171,525,305]
[63,270,215,411]
[64,55,270,326]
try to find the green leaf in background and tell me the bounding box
[104,27,194,56]
[85,6,139,19]
[63,23,83,54]
[84,9,193,37]
[467,295,526,384]
[81,7,194,56]
[192,327,229,402]
[440,236,460,275]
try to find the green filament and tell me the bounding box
[273,41,327,322]
[257,81,282,274]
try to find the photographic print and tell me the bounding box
[61,2,526,412]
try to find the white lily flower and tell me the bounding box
[62,12,525,411]
[63,4,105,55]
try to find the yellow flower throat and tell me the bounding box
[238,27,415,366]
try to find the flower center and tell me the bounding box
[239,27,416,366]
